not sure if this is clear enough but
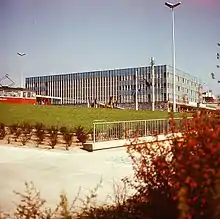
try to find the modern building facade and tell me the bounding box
[25,65,202,109]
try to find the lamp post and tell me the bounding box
[165,2,181,112]
[135,70,138,110]
[150,57,155,111]
[17,52,26,88]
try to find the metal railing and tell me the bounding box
[92,117,192,143]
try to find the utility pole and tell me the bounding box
[135,69,138,110]
[151,57,155,111]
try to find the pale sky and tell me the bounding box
[1,0,220,94]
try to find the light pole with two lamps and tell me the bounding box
[134,57,155,111]
[165,1,181,112]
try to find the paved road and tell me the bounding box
[0,145,134,213]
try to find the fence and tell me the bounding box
[92,117,192,143]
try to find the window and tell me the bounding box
[163,93,167,101]
[164,72,166,78]
[148,94,151,102]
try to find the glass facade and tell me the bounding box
[25,65,201,106]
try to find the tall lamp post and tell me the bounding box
[165,2,181,112]
[17,52,26,88]
[135,70,138,110]
[150,57,155,111]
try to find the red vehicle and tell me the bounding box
[0,74,61,105]
[0,86,37,105]
[0,86,62,105]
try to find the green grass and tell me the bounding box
[0,103,179,130]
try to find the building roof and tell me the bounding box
[0,86,34,92]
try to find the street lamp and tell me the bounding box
[135,70,138,110]
[150,57,155,111]
[17,52,26,88]
[165,1,181,112]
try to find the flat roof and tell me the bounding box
[0,86,34,92]
[25,64,168,78]
[25,64,201,85]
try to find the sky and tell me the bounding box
[1,0,220,94]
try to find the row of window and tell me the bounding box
[0,90,35,98]
[167,93,197,103]
[26,65,168,83]
[175,76,198,86]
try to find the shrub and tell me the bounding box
[8,180,105,219]
[6,125,13,144]
[47,126,58,149]
[60,126,67,134]
[34,123,45,146]
[13,182,47,219]
[6,136,11,144]
[0,122,6,140]
[126,111,220,219]
[19,122,33,146]
[12,181,81,219]
[74,125,89,144]
[60,126,74,150]
[9,123,22,142]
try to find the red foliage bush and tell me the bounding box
[127,110,220,219]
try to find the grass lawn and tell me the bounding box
[0,103,180,130]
